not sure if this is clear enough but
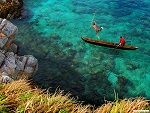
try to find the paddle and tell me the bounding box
[90,13,95,27]
[111,43,121,53]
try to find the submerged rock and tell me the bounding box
[125,60,140,70]
[117,76,129,87]
[50,33,60,40]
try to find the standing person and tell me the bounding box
[92,20,103,39]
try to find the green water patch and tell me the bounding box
[11,0,150,106]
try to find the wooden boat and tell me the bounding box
[81,37,138,50]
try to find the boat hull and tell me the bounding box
[81,37,138,50]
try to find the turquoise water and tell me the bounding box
[11,0,150,105]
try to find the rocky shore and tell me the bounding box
[0,0,23,19]
[0,18,38,83]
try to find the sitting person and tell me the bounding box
[92,20,103,39]
[119,36,125,46]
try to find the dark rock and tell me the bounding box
[117,76,129,87]
[63,42,72,47]
[0,0,23,19]
[125,60,140,70]
[50,33,60,40]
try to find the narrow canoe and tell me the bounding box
[81,37,138,50]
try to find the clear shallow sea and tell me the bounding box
[11,0,150,105]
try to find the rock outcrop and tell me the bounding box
[0,18,38,83]
[0,0,23,19]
